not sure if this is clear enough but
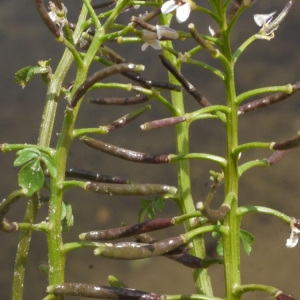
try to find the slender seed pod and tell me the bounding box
[107,105,151,131]
[238,81,300,114]
[141,116,186,131]
[159,55,211,107]
[92,1,115,10]
[65,168,128,184]
[94,236,184,259]
[131,16,156,32]
[272,133,300,150]
[166,250,203,269]
[85,182,177,196]
[80,218,174,241]
[188,24,217,56]
[197,202,230,222]
[265,0,295,35]
[123,71,182,91]
[68,63,145,108]
[80,136,170,164]
[89,94,150,105]
[35,0,61,38]
[47,283,160,299]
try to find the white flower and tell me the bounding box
[286,223,300,248]
[253,11,276,27]
[141,30,161,51]
[161,0,194,23]
[156,25,178,40]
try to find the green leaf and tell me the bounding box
[18,160,45,197]
[40,153,57,178]
[61,201,74,232]
[15,65,49,89]
[14,148,41,167]
[240,229,254,255]
[138,197,165,221]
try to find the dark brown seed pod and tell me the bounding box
[47,283,160,299]
[107,105,151,131]
[80,218,174,241]
[80,136,170,164]
[65,168,128,184]
[159,55,211,107]
[89,94,150,105]
[85,182,177,196]
[68,63,145,108]
[94,236,184,259]
[239,81,300,114]
[272,133,300,151]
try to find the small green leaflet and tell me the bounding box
[15,60,51,89]
[14,148,57,197]
[214,229,254,256]
[61,201,74,232]
[138,197,164,221]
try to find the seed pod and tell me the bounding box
[141,116,186,131]
[239,81,300,114]
[47,283,160,299]
[272,133,300,150]
[268,150,290,165]
[94,236,184,259]
[69,63,145,108]
[89,94,149,105]
[80,218,174,241]
[80,136,170,164]
[85,182,177,196]
[159,55,211,107]
[65,168,128,184]
[107,105,151,131]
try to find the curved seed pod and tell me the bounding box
[85,182,177,196]
[272,133,300,150]
[159,55,211,107]
[35,0,61,38]
[141,116,186,131]
[94,236,184,259]
[89,94,149,105]
[68,63,145,108]
[107,105,151,131]
[238,81,300,114]
[65,168,128,184]
[80,218,174,241]
[197,203,230,222]
[47,283,160,299]
[80,136,170,164]
[131,16,156,32]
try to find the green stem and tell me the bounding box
[221,29,241,299]
[162,48,213,296]
[12,195,39,300]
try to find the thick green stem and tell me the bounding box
[221,32,241,299]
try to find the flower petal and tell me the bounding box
[161,0,178,14]
[141,43,149,51]
[253,11,276,27]
[176,2,191,23]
